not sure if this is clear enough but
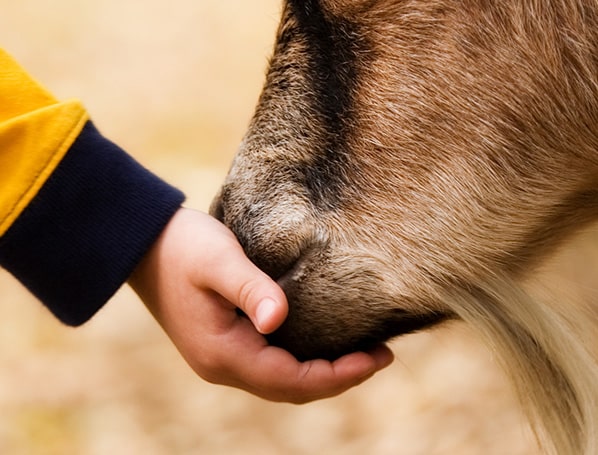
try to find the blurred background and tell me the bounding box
[0,1,596,454]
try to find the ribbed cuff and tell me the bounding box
[0,121,185,325]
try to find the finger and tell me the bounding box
[228,342,395,403]
[284,345,395,402]
[202,240,288,334]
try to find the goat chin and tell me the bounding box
[445,273,597,455]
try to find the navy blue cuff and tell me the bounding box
[0,121,185,325]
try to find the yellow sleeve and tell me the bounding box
[0,49,89,236]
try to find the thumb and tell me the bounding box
[205,242,289,334]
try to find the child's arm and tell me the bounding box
[0,48,184,324]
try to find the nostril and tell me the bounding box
[267,255,301,283]
[268,242,320,285]
[250,251,302,283]
[256,235,327,284]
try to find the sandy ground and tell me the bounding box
[0,2,596,454]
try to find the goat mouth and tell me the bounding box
[267,302,450,361]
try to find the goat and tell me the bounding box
[210,1,598,453]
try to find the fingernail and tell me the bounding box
[256,297,278,333]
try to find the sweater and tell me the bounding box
[0,49,186,325]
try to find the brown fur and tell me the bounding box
[211,1,598,453]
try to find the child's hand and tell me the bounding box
[129,208,393,403]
